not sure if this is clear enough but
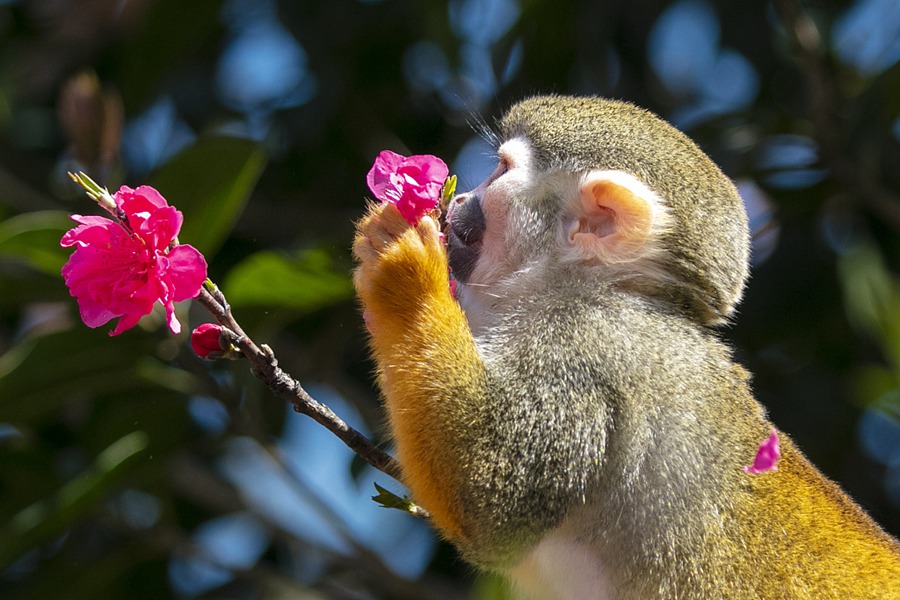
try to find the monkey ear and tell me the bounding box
[567,170,666,263]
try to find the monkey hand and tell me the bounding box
[353,202,451,340]
[352,201,483,544]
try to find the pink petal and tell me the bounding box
[164,244,208,302]
[114,184,169,213]
[366,150,405,201]
[116,185,184,249]
[60,215,120,248]
[400,154,449,183]
[110,311,144,336]
[743,429,781,474]
[366,151,449,225]
[77,298,118,329]
[142,205,184,250]
[131,185,169,208]
[394,188,437,225]
[164,301,181,335]
[109,277,161,329]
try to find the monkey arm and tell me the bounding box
[354,203,610,567]
[353,202,488,545]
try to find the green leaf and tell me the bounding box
[0,327,160,423]
[440,174,457,210]
[837,244,893,334]
[0,210,73,275]
[873,390,900,422]
[149,136,267,257]
[849,363,898,408]
[18,541,161,600]
[0,430,149,569]
[837,244,900,370]
[221,248,353,311]
[371,482,417,513]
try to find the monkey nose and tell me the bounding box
[446,192,485,283]
[447,193,485,246]
[446,192,470,220]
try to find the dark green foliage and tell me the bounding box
[0,0,899,598]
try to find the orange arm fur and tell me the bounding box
[353,202,484,544]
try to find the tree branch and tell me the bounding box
[194,283,405,483]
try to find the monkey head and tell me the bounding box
[447,95,750,328]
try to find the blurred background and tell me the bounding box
[1,0,900,597]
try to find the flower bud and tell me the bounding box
[191,323,225,359]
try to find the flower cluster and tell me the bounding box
[60,183,207,336]
[366,150,449,225]
[61,150,453,342]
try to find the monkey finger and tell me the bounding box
[351,232,378,263]
[359,204,412,253]
[364,223,396,253]
[375,203,412,239]
[416,215,443,247]
[356,218,396,254]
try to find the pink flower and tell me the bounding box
[743,429,781,474]
[60,185,207,336]
[366,150,449,225]
[191,323,224,359]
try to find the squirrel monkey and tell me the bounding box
[353,96,900,599]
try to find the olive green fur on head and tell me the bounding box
[501,95,750,325]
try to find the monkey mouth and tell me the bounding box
[446,194,485,283]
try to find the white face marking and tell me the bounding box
[467,138,534,288]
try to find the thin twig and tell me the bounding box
[194,284,405,482]
[62,170,415,510]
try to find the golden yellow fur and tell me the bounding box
[353,96,900,598]
[353,204,480,543]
